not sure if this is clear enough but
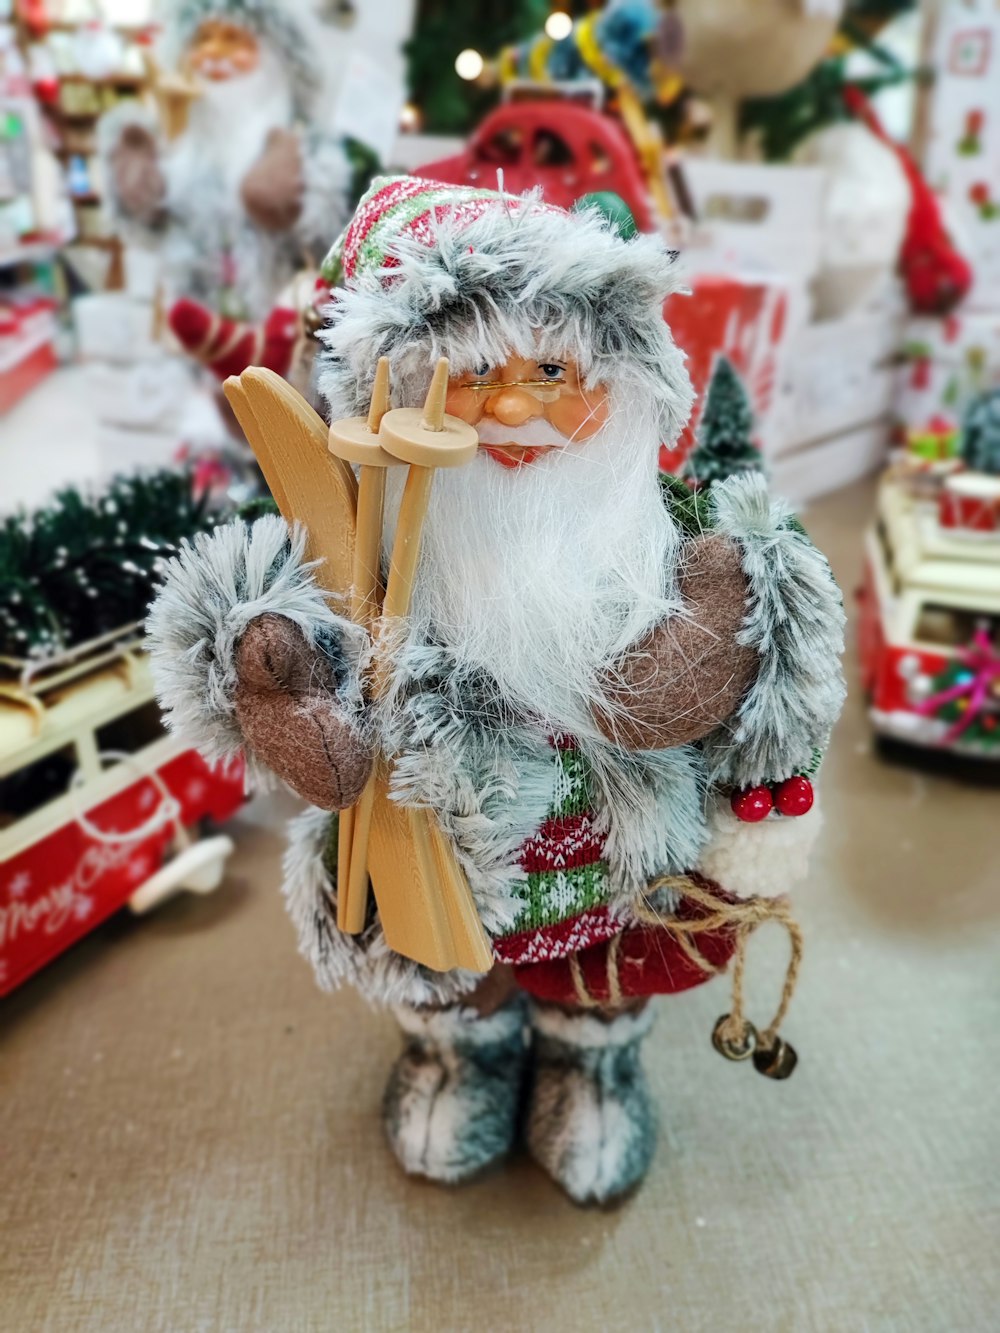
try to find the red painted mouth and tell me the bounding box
[481,444,557,469]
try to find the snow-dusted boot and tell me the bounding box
[383,998,529,1184]
[526,1002,657,1205]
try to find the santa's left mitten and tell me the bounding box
[234,613,372,810]
[240,128,304,232]
[596,532,758,749]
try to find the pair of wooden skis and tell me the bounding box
[224,362,493,974]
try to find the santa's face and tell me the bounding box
[187,19,260,81]
[385,355,678,739]
[446,354,611,470]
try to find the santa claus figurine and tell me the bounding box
[100,0,357,377]
[147,178,846,1205]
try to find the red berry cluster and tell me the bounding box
[730,775,814,822]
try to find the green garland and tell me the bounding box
[0,471,225,661]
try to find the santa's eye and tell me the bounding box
[537,362,566,381]
[472,362,491,378]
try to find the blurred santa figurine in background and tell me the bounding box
[100,0,358,381]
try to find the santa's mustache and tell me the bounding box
[195,57,246,80]
[474,418,572,449]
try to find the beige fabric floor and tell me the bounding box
[2,478,998,1333]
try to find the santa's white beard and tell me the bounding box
[382,393,682,740]
[172,47,293,193]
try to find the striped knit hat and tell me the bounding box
[315,174,694,444]
[320,175,560,288]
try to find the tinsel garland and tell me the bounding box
[0,471,224,661]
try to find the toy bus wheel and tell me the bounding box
[127,834,236,915]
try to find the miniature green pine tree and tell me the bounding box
[961,387,1000,475]
[684,356,764,488]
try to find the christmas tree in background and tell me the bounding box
[405,0,548,134]
[0,472,224,661]
[960,387,1000,475]
[683,355,764,488]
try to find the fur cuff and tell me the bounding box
[702,474,846,788]
[393,999,526,1045]
[281,807,484,1009]
[146,515,365,764]
[697,797,822,900]
[529,1001,653,1048]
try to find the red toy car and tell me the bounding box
[1,633,246,996]
[418,100,655,233]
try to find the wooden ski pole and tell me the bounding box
[327,357,400,933]
[346,359,493,973]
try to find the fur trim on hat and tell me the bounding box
[315,192,694,446]
[160,0,320,118]
[701,473,847,788]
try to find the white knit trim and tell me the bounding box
[697,797,822,900]
[529,1002,654,1049]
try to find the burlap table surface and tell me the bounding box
[2,481,997,1332]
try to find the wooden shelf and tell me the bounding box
[68,235,120,250]
[45,21,157,38]
[59,73,146,90]
[0,235,69,268]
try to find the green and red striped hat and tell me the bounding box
[320,175,562,288]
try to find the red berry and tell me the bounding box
[731,785,773,822]
[774,776,814,817]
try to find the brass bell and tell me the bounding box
[302,304,325,338]
[752,1036,798,1080]
[712,1014,756,1061]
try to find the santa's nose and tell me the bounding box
[487,386,542,427]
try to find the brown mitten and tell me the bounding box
[110,124,167,226]
[240,128,304,232]
[234,614,373,810]
[597,533,758,749]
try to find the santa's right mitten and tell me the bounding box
[234,614,372,810]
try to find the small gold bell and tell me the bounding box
[712,1014,756,1062]
[302,304,325,337]
[752,1036,798,1080]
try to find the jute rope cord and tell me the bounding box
[570,874,803,1053]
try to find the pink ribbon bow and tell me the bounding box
[917,627,1000,743]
